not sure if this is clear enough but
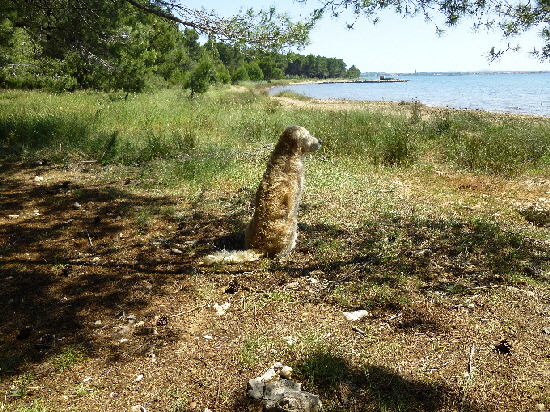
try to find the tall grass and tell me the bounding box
[2,88,550,179]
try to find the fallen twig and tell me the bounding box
[170,303,208,318]
[468,344,476,375]
[84,231,93,248]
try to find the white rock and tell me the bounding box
[280,366,293,379]
[213,302,230,316]
[247,363,322,412]
[260,367,279,382]
[342,310,370,321]
[284,336,297,345]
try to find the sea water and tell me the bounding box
[270,73,550,117]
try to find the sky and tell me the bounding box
[182,0,550,73]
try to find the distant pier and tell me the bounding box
[320,76,409,84]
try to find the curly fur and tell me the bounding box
[202,125,321,264]
[245,125,321,256]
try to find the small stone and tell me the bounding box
[130,406,147,412]
[134,374,144,382]
[285,336,297,346]
[342,310,370,321]
[543,327,550,335]
[213,302,230,316]
[112,325,131,339]
[72,202,82,209]
[34,176,44,182]
[285,281,300,289]
[248,364,322,412]
[280,366,293,379]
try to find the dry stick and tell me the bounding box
[468,344,476,375]
[461,343,477,407]
[85,231,93,248]
[170,303,208,318]
[352,326,366,335]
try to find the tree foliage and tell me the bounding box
[123,0,313,51]
[2,0,549,93]
[0,1,361,92]
[302,0,550,61]
[1,1,201,91]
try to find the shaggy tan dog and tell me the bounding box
[203,125,321,264]
[245,125,321,256]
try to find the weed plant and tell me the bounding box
[272,90,313,101]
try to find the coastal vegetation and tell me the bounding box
[1,86,550,411]
[2,87,550,174]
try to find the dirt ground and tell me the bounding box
[1,156,550,411]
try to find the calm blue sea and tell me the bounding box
[270,73,550,117]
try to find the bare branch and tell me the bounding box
[121,0,312,50]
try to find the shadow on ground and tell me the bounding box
[232,352,487,412]
[0,163,212,374]
[1,162,548,411]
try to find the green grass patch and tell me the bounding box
[0,400,52,412]
[50,346,87,371]
[272,90,313,101]
[3,88,550,176]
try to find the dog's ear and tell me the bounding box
[279,126,302,153]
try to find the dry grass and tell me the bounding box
[1,91,550,412]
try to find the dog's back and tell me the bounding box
[245,152,303,256]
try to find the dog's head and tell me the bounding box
[280,125,322,154]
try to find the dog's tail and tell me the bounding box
[201,249,263,265]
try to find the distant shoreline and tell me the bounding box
[361,70,550,77]
[318,78,409,84]
[269,72,550,117]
